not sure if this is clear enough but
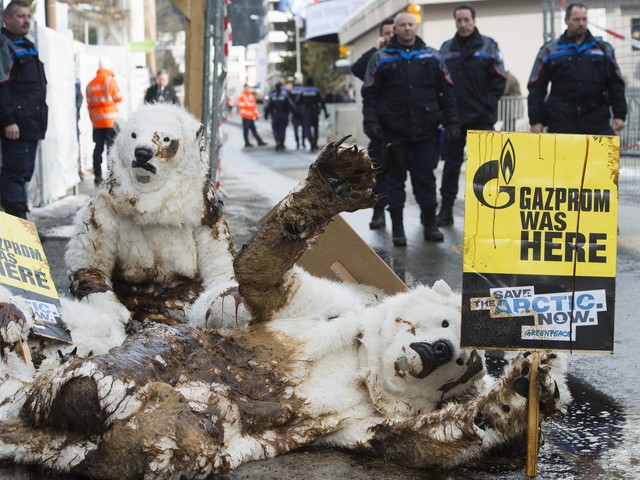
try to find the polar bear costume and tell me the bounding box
[65,103,248,328]
[0,120,570,478]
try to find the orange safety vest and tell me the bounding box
[86,67,123,129]
[237,90,259,120]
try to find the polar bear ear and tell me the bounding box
[432,280,453,297]
[113,117,124,135]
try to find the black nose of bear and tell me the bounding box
[134,147,153,163]
[409,340,453,378]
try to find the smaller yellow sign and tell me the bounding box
[0,212,71,343]
[0,213,55,296]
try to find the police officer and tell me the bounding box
[289,80,304,149]
[351,17,394,230]
[362,11,460,246]
[296,77,329,152]
[437,4,506,227]
[264,81,295,151]
[528,2,626,135]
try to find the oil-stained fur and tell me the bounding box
[234,135,376,322]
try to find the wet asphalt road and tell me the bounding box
[5,118,639,479]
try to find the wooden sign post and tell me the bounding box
[461,132,619,475]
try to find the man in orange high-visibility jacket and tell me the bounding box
[86,63,123,185]
[237,84,266,148]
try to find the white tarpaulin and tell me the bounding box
[27,24,81,207]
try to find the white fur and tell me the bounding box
[64,104,243,327]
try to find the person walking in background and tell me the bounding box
[502,71,522,132]
[528,2,626,135]
[503,70,521,97]
[436,4,506,228]
[296,77,329,152]
[238,84,267,148]
[351,17,394,230]
[0,1,48,219]
[86,59,122,185]
[362,11,460,246]
[144,69,180,105]
[289,79,304,149]
[264,80,296,151]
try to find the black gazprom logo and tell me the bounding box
[472,139,516,209]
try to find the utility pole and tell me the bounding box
[542,0,557,43]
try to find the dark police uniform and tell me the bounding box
[352,47,388,217]
[289,84,304,148]
[264,86,295,150]
[362,35,458,211]
[296,82,328,151]
[439,28,506,207]
[528,29,626,135]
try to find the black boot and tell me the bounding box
[389,208,406,246]
[369,206,386,230]
[421,205,444,242]
[436,197,455,226]
[3,203,28,220]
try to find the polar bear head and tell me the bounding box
[359,280,486,417]
[107,104,210,223]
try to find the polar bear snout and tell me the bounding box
[409,340,453,378]
[131,147,157,176]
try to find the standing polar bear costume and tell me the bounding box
[65,103,248,328]
[0,105,570,478]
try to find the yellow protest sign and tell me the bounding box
[462,132,618,353]
[0,212,71,343]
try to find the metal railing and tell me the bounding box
[496,95,639,157]
[496,95,640,201]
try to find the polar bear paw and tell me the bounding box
[509,351,570,418]
[0,300,33,360]
[311,135,377,213]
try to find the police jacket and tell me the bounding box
[527,29,627,134]
[440,28,506,126]
[86,67,122,129]
[351,47,376,81]
[362,35,459,142]
[144,84,180,105]
[264,87,295,118]
[296,85,328,116]
[0,28,48,140]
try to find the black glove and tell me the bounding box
[363,119,383,140]
[445,123,461,142]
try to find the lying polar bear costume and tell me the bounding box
[0,132,569,478]
[65,103,247,328]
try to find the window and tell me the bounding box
[632,18,640,51]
